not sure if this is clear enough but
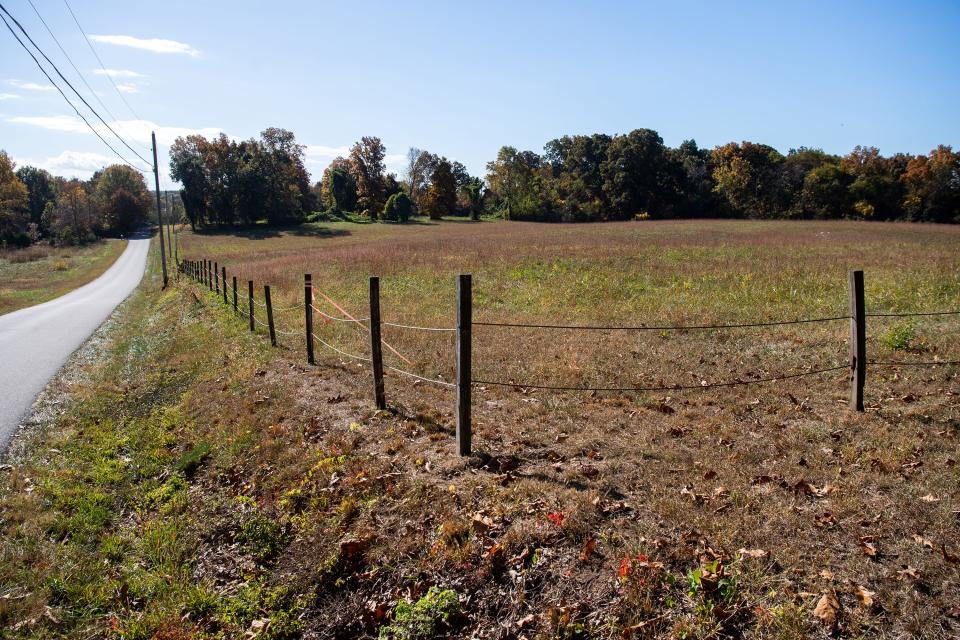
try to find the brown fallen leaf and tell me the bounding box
[941,544,959,564]
[853,584,875,608]
[580,537,597,561]
[813,591,840,627]
[897,566,921,580]
[912,534,933,550]
[820,569,835,581]
[736,548,768,559]
[859,536,878,558]
[920,494,939,502]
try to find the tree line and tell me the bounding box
[172,127,959,227]
[0,150,153,248]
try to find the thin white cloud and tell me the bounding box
[8,80,54,92]
[7,114,225,147]
[116,83,139,94]
[0,93,21,100]
[304,144,350,159]
[17,150,118,180]
[90,34,200,56]
[92,68,144,78]
[303,145,406,180]
[9,115,89,133]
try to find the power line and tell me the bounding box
[61,0,143,123]
[0,10,144,173]
[0,2,152,168]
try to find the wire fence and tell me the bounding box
[179,258,959,455]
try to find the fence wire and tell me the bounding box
[472,364,848,392]
[473,315,850,332]
[311,333,371,363]
[865,310,960,318]
[384,364,456,389]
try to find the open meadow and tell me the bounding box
[0,240,127,315]
[2,219,959,639]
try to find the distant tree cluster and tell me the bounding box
[169,128,313,229]
[312,138,482,222]
[0,150,151,247]
[484,131,960,223]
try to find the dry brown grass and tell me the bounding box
[167,219,960,637]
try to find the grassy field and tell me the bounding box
[0,240,127,315]
[1,221,959,639]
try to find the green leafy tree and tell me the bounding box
[601,129,679,218]
[485,147,546,219]
[15,165,57,236]
[383,191,413,222]
[801,163,852,218]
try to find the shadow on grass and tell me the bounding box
[192,223,353,240]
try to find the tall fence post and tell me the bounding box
[214,262,220,295]
[201,260,205,285]
[208,261,213,291]
[305,274,315,365]
[456,274,472,456]
[233,276,238,314]
[248,280,255,332]
[265,285,277,347]
[848,270,866,411]
[222,267,227,304]
[368,276,386,410]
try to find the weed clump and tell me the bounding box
[881,321,927,352]
[379,586,460,639]
[175,440,211,477]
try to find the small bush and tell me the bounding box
[175,441,211,477]
[881,322,926,352]
[379,586,460,639]
[383,193,413,223]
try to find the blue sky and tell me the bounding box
[2,0,958,187]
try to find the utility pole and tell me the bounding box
[152,131,168,288]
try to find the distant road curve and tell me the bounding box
[0,231,151,450]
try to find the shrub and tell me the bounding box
[881,322,926,352]
[383,192,413,222]
[379,586,460,639]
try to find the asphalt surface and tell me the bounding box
[0,233,151,448]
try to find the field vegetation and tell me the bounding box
[0,239,127,314]
[2,220,959,639]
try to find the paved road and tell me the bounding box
[0,233,151,448]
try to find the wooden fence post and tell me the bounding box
[233,276,238,314]
[368,276,386,410]
[201,260,205,285]
[456,274,472,456]
[222,267,227,304]
[248,280,255,332]
[214,262,219,295]
[265,285,277,347]
[848,270,866,411]
[305,274,315,365]
[208,261,213,291]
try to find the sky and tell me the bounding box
[1,0,959,188]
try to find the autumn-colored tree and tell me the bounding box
[711,142,786,217]
[421,158,457,219]
[902,145,960,223]
[0,151,30,246]
[349,137,387,216]
[95,164,151,233]
[44,180,91,245]
[485,147,547,219]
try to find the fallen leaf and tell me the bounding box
[941,544,959,564]
[736,548,768,559]
[920,494,939,502]
[813,592,840,627]
[859,537,878,558]
[580,538,597,561]
[912,534,933,550]
[897,566,921,580]
[853,584,875,608]
[819,569,835,580]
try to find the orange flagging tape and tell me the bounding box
[312,289,414,367]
